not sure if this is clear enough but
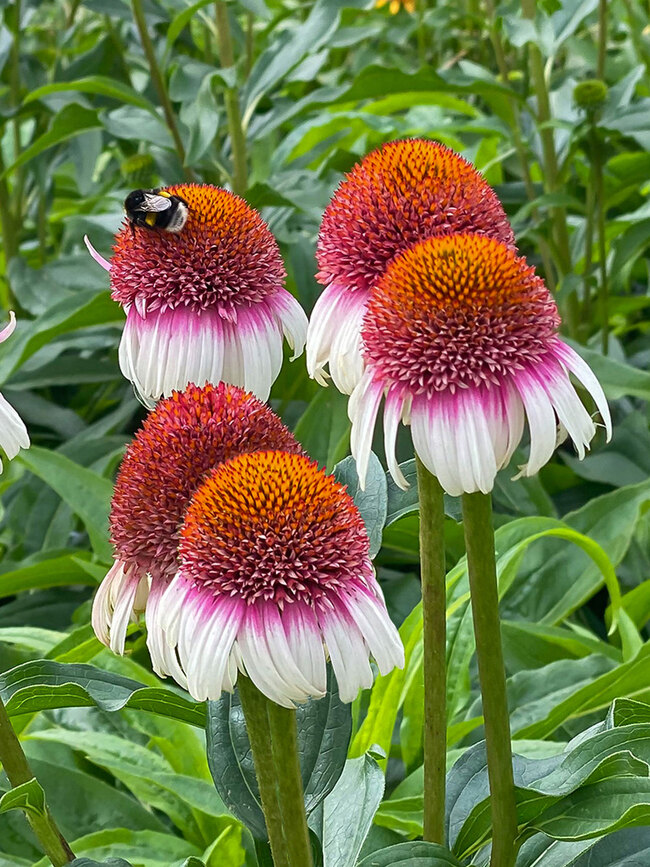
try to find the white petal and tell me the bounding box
[555,341,612,442]
[0,393,29,459]
[91,560,148,654]
[306,282,350,386]
[411,395,462,496]
[513,369,559,476]
[0,311,16,343]
[238,605,319,707]
[270,290,308,362]
[344,587,404,675]
[383,387,409,490]
[349,369,384,489]
[320,612,374,703]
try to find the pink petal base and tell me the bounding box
[350,339,612,496]
[119,291,307,407]
[148,569,404,706]
[306,282,368,394]
[91,559,150,654]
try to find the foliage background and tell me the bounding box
[1,0,650,864]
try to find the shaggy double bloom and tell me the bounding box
[94,383,403,707]
[308,139,610,495]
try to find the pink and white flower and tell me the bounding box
[149,450,404,706]
[308,139,515,394]
[92,382,302,656]
[86,184,307,406]
[349,234,611,496]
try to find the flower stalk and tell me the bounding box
[214,1,248,195]
[0,695,74,866]
[130,0,194,180]
[238,677,290,867]
[415,456,447,845]
[267,702,314,867]
[461,491,518,867]
[521,0,578,334]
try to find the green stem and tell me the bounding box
[214,1,248,195]
[521,0,578,332]
[0,147,17,310]
[415,456,447,845]
[597,0,607,79]
[461,492,518,867]
[0,696,74,866]
[238,677,290,867]
[582,155,595,329]
[131,0,193,179]
[245,11,255,77]
[593,138,608,354]
[267,702,314,867]
[483,0,557,293]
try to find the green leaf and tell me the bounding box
[333,453,387,557]
[0,779,45,818]
[447,718,650,858]
[0,105,102,178]
[0,660,205,726]
[294,388,351,470]
[357,842,463,866]
[0,554,98,600]
[309,754,384,867]
[535,777,650,840]
[70,860,134,867]
[33,829,201,867]
[25,76,157,112]
[0,292,121,387]
[167,0,215,48]
[16,447,113,561]
[206,671,351,839]
[514,642,650,740]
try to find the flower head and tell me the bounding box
[350,234,611,495]
[0,312,29,471]
[92,382,302,655]
[308,139,515,393]
[149,450,404,705]
[86,184,307,405]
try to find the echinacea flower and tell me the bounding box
[92,382,302,656]
[85,184,307,406]
[149,450,404,706]
[308,139,515,394]
[350,234,611,496]
[0,312,29,470]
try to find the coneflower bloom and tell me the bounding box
[92,382,302,658]
[150,450,404,706]
[85,184,307,406]
[350,234,611,495]
[0,312,29,470]
[307,139,515,394]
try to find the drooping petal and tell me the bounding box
[91,559,148,654]
[0,311,16,343]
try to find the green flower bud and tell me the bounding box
[574,79,608,110]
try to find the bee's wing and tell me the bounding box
[140,192,173,212]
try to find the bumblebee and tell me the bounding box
[124,188,189,234]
